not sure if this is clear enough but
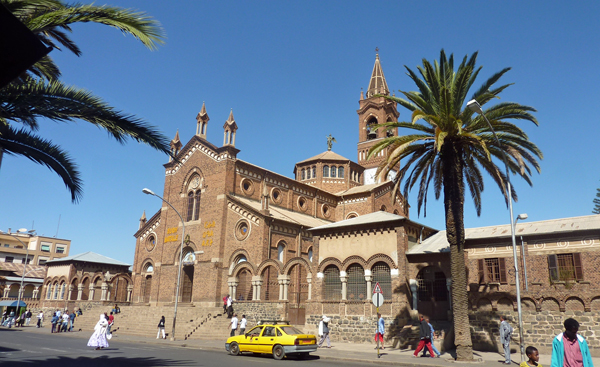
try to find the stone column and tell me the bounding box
[89,284,95,301]
[283,279,290,301]
[77,284,83,301]
[4,285,11,298]
[277,275,290,301]
[100,282,108,301]
[67,285,74,301]
[306,273,312,300]
[340,271,348,300]
[409,279,418,311]
[364,270,373,297]
[227,277,237,300]
[251,276,262,301]
[127,285,134,302]
[33,286,40,300]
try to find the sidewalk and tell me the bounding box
[7,325,589,366]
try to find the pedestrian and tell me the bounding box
[550,318,593,367]
[226,295,233,318]
[500,315,513,365]
[87,314,110,350]
[413,315,435,358]
[50,312,58,333]
[239,315,247,335]
[107,311,115,335]
[317,315,331,348]
[37,311,44,328]
[69,310,75,331]
[230,314,239,336]
[521,346,541,367]
[25,310,32,326]
[421,318,441,357]
[375,313,385,350]
[55,309,61,319]
[61,311,69,332]
[157,315,166,339]
[223,295,228,314]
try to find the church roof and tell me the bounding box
[335,182,386,196]
[407,214,600,255]
[45,251,130,266]
[366,52,390,98]
[0,262,47,279]
[230,195,332,228]
[297,150,351,164]
[310,211,404,231]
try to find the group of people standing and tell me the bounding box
[1,309,34,327]
[229,314,247,336]
[50,309,78,333]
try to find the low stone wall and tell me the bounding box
[233,302,284,325]
[469,310,600,355]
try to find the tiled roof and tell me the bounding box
[45,251,130,266]
[407,214,600,255]
[334,182,386,196]
[0,262,47,279]
[296,151,351,164]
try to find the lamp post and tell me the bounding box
[467,99,526,362]
[142,188,186,341]
[0,229,36,314]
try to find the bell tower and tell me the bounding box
[357,50,399,184]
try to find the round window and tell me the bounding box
[240,178,254,195]
[297,196,307,211]
[145,235,156,252]
[271,188,282,204]
[322,204,331,218]
[235,220,250,241]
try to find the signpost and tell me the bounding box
[372,282,384,358]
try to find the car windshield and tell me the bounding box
[247,326,263,337]
[279,326,304,335]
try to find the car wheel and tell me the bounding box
[273,345,285,360]
[230,342,240,356]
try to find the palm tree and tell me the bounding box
[368,50,542,360]
[0,0,169,202]
[593,184,600,214]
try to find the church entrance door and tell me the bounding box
[182,266,194,303]
[143,275,152,303]
[288,264,308,325]
[416,266,449,320]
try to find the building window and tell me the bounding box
[323,165,329,177]
[235,220,250,241]
[297,196,307,211]
[277,243,285,262]
[347,264,367,301]
[548,253,583,282]
[271,188,282,204]
[21,258,31,264]
[60,283,66,299]
[323,265,342,300]
[5,256,14,263]
[330,166,336,178]
[3,244,8,247]
[53,283,59,299]
[301,168,306,180]
[372,262,392,299]
[308,248,313,262]
[41,244,51,252]
[193,191,201,220]
[312,166,316,178]
[478,258,507,284]
[186,191,194,221]
[338,167,344,179]
[56,246,65,254]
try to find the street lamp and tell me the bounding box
[467,99,526,362]
[0,228,36,315]
[142,188,186,341]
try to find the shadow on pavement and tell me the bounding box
[0,356,197,367]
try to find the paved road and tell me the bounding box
[0,328,362,367]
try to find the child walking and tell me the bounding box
[520,346,541,367]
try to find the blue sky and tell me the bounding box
[1,1,599,264]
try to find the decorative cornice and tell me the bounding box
[227,200,260,225]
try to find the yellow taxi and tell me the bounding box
[225,320,317,360]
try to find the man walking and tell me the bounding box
[239,315,247,335]
[375,313,385,350]
[499,316,513,365]
[69,310,75,331]
[317,315,331,348]
[37,311,44,328]
[230,314,239,337]
[25,310,32,326]
[421,318,441,357]
[413,315,435,358]
[551,318,594,367]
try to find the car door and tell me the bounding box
[241,326,263,353]
[256,326,277,353]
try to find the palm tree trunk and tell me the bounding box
[442,139,473,361]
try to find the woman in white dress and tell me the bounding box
[87,314,109,350]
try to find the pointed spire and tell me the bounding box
[170,130,183,160]
[139,210,147,229]
[196,102,209,137]
[360,88,364,101]
[227,109,235,124]
[366,48,390,98]
[223,109,238,147]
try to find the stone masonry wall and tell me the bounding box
[233,302,284,326]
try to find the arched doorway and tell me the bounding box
[288,263,308,325]
[112,276,128,302]
[416,266,449,320]
[70,279,79,300]
[261,266,279,301]
[236,269,253,301]
[181,250,195,303]
[143,275,152,303]
[81,278,90,300]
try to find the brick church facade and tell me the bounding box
[131,53,600,350]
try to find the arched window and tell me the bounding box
[186,191,194,221]
[60,282,66,299]
[338,166,344,178]
[53,282,59,299]
[372,262,392,298]
[323,165,329,177]
[347,264,366,301]
[380,205,387,212]
[277,243,285,262]
[306,168,311,179]
[194,191,201,220]
[308,248,313,262]
[237,269,253,301]
[301,168,305,180]
[330,166,336,178]
[261,266,279,301]
[312,166,316,178]
[46,283,52,299]
[323,265,341,300]
[236,255,247,264]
